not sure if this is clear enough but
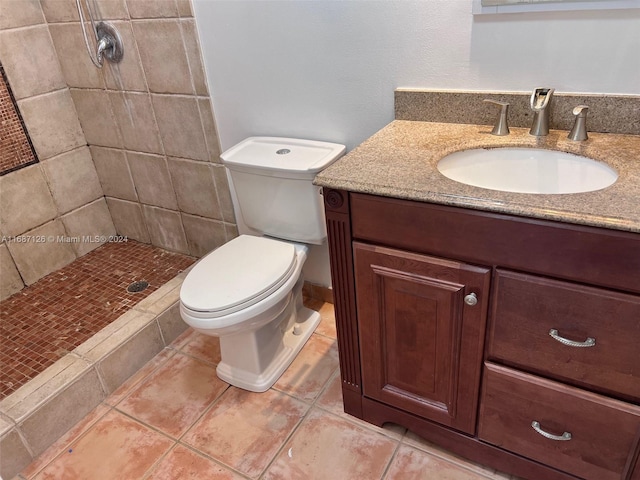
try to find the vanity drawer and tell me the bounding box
[487,269,640,402]
[478,363,640,480]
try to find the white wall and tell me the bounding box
[193,0,640,286]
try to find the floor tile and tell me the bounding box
[116,352,228,438]
[273,333,339,402]
[32,409,173,480]
[174,329,221,365]
[316,372,406,440]
[263,407,398,480]
[182,386,308,478]
[313,302,337,339]
[146,444,246,480]
[384,444,495,480]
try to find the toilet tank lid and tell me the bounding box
[221,137,346,174]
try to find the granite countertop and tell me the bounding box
[314,120,640,233]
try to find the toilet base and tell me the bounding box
[215,304,321,392]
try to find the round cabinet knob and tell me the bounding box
[464,293,478,306]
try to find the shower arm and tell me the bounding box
[75,0,123,68]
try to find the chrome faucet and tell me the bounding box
[529,88,554,136]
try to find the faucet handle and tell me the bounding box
[568,104,589,141]
[483,99,510,136]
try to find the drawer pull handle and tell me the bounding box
[548,329,595,348]
[531,421,572,441]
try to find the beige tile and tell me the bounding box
[167,158,219,217]
[385,444,482,480]
[197,98,222,163]
[31,410,173,480]
[156,302,189,346]
[127,0,179,18]
[90,146,138,201]
[21,404,111,479]
[174,329,221,366]
[97,321,165,393]
[40,0,80,22]
[0,243,24,300]
[70,88,122,148]
[41,147,103,214]
[181,213,226,257]
[133,20,192,94]
[224,223,239,242]
[48,23,105,89]
[146,444,245,480]
[128,152,178,209]
[109,91,163,154]
[0,164,57,236]
[61,198,116,256]
[117,352,228,438]
[152,94,208,161]
[176,0,192,17]
[183,387,309,478]
[263,408,398,480]
[142,205,189,254]
[0,0,44,29]
[102,21,147,91]
[0,25,65,100]
[133,274,184,315]
[19,367,105,457]
[211,165,236,222]
[316,372,406,441]
[274,334,339,402]
[0,428,33,480]
[6,220,76,285]
[181,19,207,95]
[105,197,150,242]
[18,89,86,160]
[92,0,129,20]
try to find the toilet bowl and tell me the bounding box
[178,137,346,392]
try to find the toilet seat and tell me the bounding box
[180,235,297,317]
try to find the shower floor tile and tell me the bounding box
[0,240,194,399]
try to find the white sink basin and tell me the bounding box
[437,148,618,194]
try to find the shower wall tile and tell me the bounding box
[181,213,226,258]
[61,198,117,256]
[142,205,189,254]
[133,20,193,94]
[128,152,178,209]
[102,21,147,92]
[109,91,163,153]
[152,94,208,161]
[156,302,188,346]
[0,243,24,301]
[106,197,151,243]
[0,164,57,237]
[93,0,129,20]
[176,0,193,17]
[182,19,207,96]
[0,427,33,479]
[48,23,105,89]
[91,146,138,201]
[40,0,81,23]
[18,89,85,160]
[127,0,179,19]
[198,98,221,163]
[0,0,44,29]
[0,25,66,100]
[41,147,103,214]
[7,220,77,285]
[212,165,236,223]
[167,158,220,218]
[70,88,122,148]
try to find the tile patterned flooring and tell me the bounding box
[18,299,519,480]
[0,240,194,399]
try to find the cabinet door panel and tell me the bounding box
[354,242,490,433]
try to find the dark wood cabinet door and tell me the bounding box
[354,242,491,434]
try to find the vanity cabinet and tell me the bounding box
[323,189,640,480]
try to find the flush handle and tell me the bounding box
[464,293,478,306]
[549,329,595,348]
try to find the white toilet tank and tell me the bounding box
[221,137,346,244]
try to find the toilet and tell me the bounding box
[179,137,345,392]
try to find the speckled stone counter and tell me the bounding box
[314,120,640,233]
